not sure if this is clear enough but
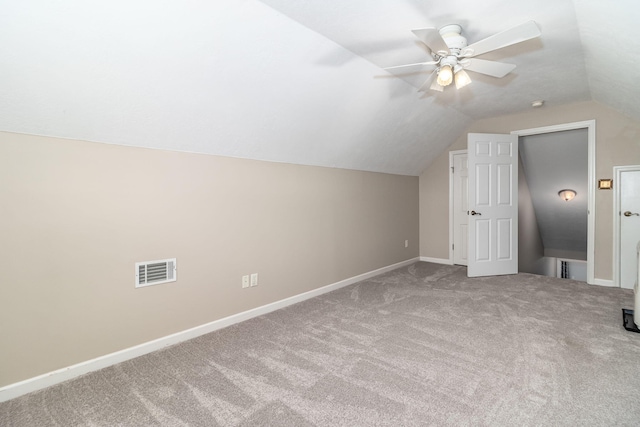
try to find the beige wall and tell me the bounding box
[419,100,640,281]
[0,132,419,387]
[418,154,450,261]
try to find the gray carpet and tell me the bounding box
[2,262,640,426]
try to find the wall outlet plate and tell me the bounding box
[250,273,258,287]
[242,275,250,288]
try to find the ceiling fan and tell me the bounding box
[385,21,541,92]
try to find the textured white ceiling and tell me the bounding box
[0,0,638,175]
[258,0,593,119]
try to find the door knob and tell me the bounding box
[623,211,639,217]
[470,210,482,216]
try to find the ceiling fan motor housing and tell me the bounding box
[437,24,468,56]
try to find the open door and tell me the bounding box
[615,166,640,289]
[467,133,518,277]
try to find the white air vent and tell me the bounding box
[135,258,177,288]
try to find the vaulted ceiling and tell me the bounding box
[1,0,638,176]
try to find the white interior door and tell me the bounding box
[619,169,640,289]
[467,133,519,277]
[453,153,469,265]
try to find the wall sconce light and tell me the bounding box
[558,189,576,201]
[598,179,613,190]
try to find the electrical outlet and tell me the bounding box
[405,240,409,248]
[242,275,249,289]
[250,273,258,287]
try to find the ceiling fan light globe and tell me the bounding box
[437,65,453,86]
[429,78,444,92]
[454,69,472,89]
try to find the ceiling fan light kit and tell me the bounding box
[436,64,453,86]
[385,21,542,92]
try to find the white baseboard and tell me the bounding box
[420,256,453,265]
[591,278,616,287]
[0,257,419,403]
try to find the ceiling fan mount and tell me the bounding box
[435,24,466,55]
[385,21,541,92]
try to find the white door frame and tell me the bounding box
[449,149,468,263]
[511,120,596,285]
[448,120,595,283]
[613,165,640,287]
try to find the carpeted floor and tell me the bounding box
[2,262,640,426]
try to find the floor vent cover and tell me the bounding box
[135,258,176,288]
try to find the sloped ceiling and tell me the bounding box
[0,0,638,176]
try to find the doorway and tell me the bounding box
[449,120,596,284]
[513,121,595,284]
[518,128,588,280]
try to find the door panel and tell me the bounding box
[476,141,491,156]
[497,141,512,156]
[468,133,518,277]
[476,163,491,206]
[497,219,512,260]
[476,219,491,261]
[497,164,511,205]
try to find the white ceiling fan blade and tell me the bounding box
[411,28,450,56]
[462,58,516,78]
[463,21,541,57]
[418,70,439,92]
[383,61,438,71]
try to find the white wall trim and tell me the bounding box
[420,256,453,265]
[0,257,419,403]
[591,278,615,287]
[512,120,596,285]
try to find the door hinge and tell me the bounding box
[452,243,454,250]
[451,166,454,173]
